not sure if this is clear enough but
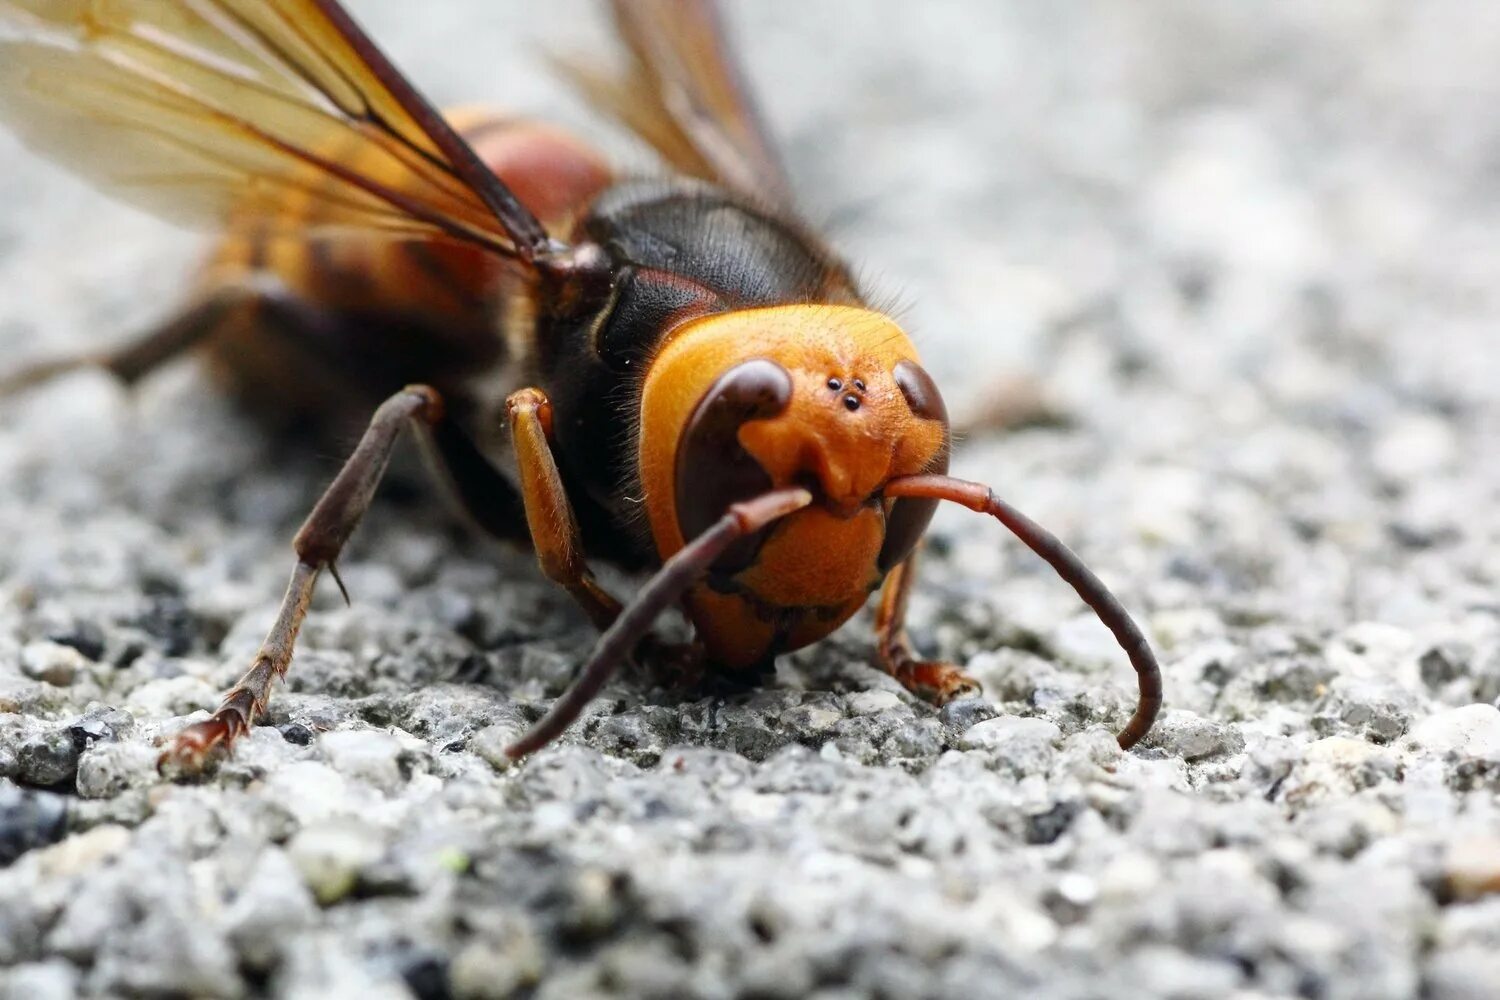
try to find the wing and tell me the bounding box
[559,0,793,209]
[0,0,554,260]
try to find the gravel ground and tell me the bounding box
[4,2,1500,998]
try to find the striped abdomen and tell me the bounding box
[200,109,614,417]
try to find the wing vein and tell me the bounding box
[0,0,554,261]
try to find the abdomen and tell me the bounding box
[199,110,614,423]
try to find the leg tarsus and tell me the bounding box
[886,659,982,704]
[160,561,316,773]
[874,551,981,705]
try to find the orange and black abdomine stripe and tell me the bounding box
[199,110,613,412]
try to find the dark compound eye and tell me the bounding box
[893,360,947,423]
[878,360,951,573]
[677,359,795,574]
[826,377,842,391]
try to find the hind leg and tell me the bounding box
[0,277,298,397]
[160,385,448,772]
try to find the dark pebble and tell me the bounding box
[279,723,315,746]
[67,706,134,750]
[47,621,106,662]
[399,951,452,1000]
[16,728,82,788]
[939,696,999,733]
[0,784,68,864]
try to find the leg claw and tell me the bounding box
[156,712,245,775]
[892,660,982,706]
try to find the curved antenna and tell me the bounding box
[883,474,1162,749]
[504,486,813,760]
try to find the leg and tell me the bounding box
[875,548,981,703]
[505,387,623,630]
[159,385,445,771]
[503,487,813,760]
[417,415,530,544]
[0,278,278,397]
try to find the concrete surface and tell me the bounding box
[2,2,1499,998]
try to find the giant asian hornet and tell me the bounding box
[0,0,1161,768]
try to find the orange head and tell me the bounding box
[511,318,1161,763]
[637,305,949,669]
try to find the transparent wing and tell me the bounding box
[560,0,793,208]
[0,0,552,256]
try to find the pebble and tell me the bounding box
[318,729,409,793]
[449,935,545,1000]
[1424,947,1500,1000]
[222,848,319,971]
[75,741,159,799]
[19,642,88,687]
[845,690,902,716]
[958,715,1062,775]
[13,725,82,788]
[469,722,526,771]
[1371,413,1458,482]
[32,825,132,878]
[1313,677,1419,742]
[1400,705,1500,761]
[1442,837,1500,902]
[1148,708,1244,761]
[0,960,80,1000]
[1280,736,1400,807]
[287,821,388,905]
[0,784,68,864]
[937,696,999,733]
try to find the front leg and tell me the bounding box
[874,549,981,704]
[160,385,445,771]
[506,387,624,631]
[505,386,704,682]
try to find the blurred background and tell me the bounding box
[3,3,1499,998]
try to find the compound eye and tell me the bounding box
[879,360,950,572]
[675,359,794,573]
[893,360,948,424]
